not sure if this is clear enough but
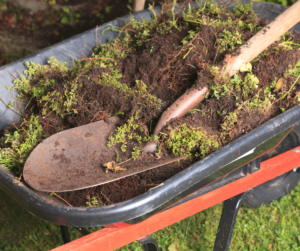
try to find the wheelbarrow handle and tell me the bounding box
[220,0,300,77]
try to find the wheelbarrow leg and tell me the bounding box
[60,225,71,244]
[213,192,247,251]
[138,236,160,251]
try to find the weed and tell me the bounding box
[150,46,155,53]
[232,2,256,19]
[279,60,300,100]
[86,195,100,207]
[0,115,45,174]
[9,57,75,117]
[280,75,300,100]
[208,64,258,100]
[105,6,111,14]
[115,151,120,162]
[107,111,147,159]
[277,33,300,50]
[60,7,80,25]
[127,4,133,12]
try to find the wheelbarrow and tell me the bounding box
[1,1,300,250]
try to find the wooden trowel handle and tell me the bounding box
[142,87,208,153]
[220,0,300,77]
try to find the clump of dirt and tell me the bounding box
[1,3,300,207]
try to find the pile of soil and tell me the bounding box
[1,3,300,207]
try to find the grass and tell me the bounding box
[0,190,101,251]
[1,181,300,250]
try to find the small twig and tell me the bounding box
[45,110,53,118]
[213,44,220,64]
[0,96,22,116]
[81,52,88,59]
[223,0,231,11]
[24,97,34,110]
[118,158,133,165]
[175,31,201,58]
[101,192,113,204]
[40,121,55,128]
[96,25,99,45]
[187,30,201,47]
[52,193,73,207]
[84,43,93,52]
[148,3,157,18]
[187,64,196,69]
[208,19,217,26]
[279,75,300,100]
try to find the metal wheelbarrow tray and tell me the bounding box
[1,1,300,231]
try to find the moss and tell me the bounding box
[107,110,154,160]
[160,123,220,158]
[0,114,45,175]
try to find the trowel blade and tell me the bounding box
[23,116,183,192]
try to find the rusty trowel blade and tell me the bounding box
[23,116,183,192]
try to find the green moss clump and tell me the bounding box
[107,111,155,160]
[0,115,45,174]
[160,123,220,158]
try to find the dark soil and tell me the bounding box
[2,3,300,207]
[60,15,300,206]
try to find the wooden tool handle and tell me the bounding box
[142,87,208,153]
[221,0,300,77]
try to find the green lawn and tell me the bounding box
[1,181,300,251]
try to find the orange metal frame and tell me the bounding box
[52,146,300,251]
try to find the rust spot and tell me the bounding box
[53,153,71,164]
[84,132,93,137]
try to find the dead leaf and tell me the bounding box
[73,109,78,114]
[274,78,283,92]
[240,62,252,73]
[103,161,126,173]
